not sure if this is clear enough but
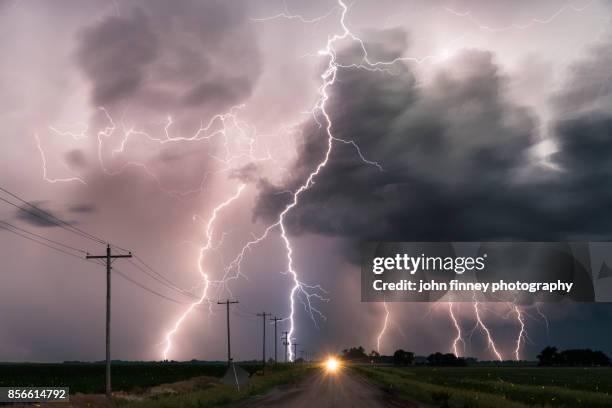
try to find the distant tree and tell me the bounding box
[538,346,610,367]
[392,349,415,366]
[558,349,610,366]
[427,352,466,367]
[537,346,558,366]
[341,346,368,360]
[464,357,478,366]
[369,350,380,358]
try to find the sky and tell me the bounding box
[1,0,612,362]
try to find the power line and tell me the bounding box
[0,194,105,245]
[0,186,129,252]
[0,222,228,308]
[0,219,87,255]
[129,256,199,300]
[112,267,190,305]
[0,187,255,313]
[0,221,92,262]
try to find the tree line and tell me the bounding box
[340,346,611,367]
[537,346,610,367]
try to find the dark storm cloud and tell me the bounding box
[77,8,157,106]
[68,203,96,214]
[255,29,612,259]
[64,149,88,169]
[76,0,261,112]
[256,30,538,247]
[230,163,260,184]
[551,36,612,116]
[14,201,75,228]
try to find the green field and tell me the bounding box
[0,362,262,394]
[120,364,313,408]
[354,365,612,408]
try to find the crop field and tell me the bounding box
[0,362,262,394]
[354,365,612,408]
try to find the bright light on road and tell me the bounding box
[325,357,340,373]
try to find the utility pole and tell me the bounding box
[257,312,271,373]
[270,316,281,363]
[217,299,239,366]
[281,331,288,363]
[292,341,299,363]
[86,244,132,399]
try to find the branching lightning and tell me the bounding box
[376,301,390,353]
[448,302,465,357]
[34,134,87,185]
[473,301,503,361]
[443,1,593,33]
[162,184,245,360]
[513,304,526,361]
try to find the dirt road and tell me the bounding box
[241,367,416,408]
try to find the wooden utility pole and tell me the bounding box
[257,312,271,373]
[270,316,281,363]
[86,244,132,399]
[292,341,299,363]
[281,331,289,363]
[217,299,238,366]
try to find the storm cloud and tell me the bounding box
[76,0,262,116]
[255,29,612,261]
[256,31,540,249]
[14,201,76,228]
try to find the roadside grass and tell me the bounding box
[0,363,260,394]
[117,364,313,408]
[354,365,612,408]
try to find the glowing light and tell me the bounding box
[324,356,340,372]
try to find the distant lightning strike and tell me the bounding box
[473,301,503,361]
[448,303,465,357]
[513,305,526,361]
[162,184,245,360]
[376,301,390,353]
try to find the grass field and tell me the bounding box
[0,362,262,394]
[119,364,313,408]
[354,365,612,408]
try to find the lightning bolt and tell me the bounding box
[376,301,390,353]
[34,134,87,185]
[443,1,593,33]
[473,301,503,361]
[513,304,526,361]
[448,302,465,357]
[162,184,245,360]
[536,302,550,339]
[42,104,278,198]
